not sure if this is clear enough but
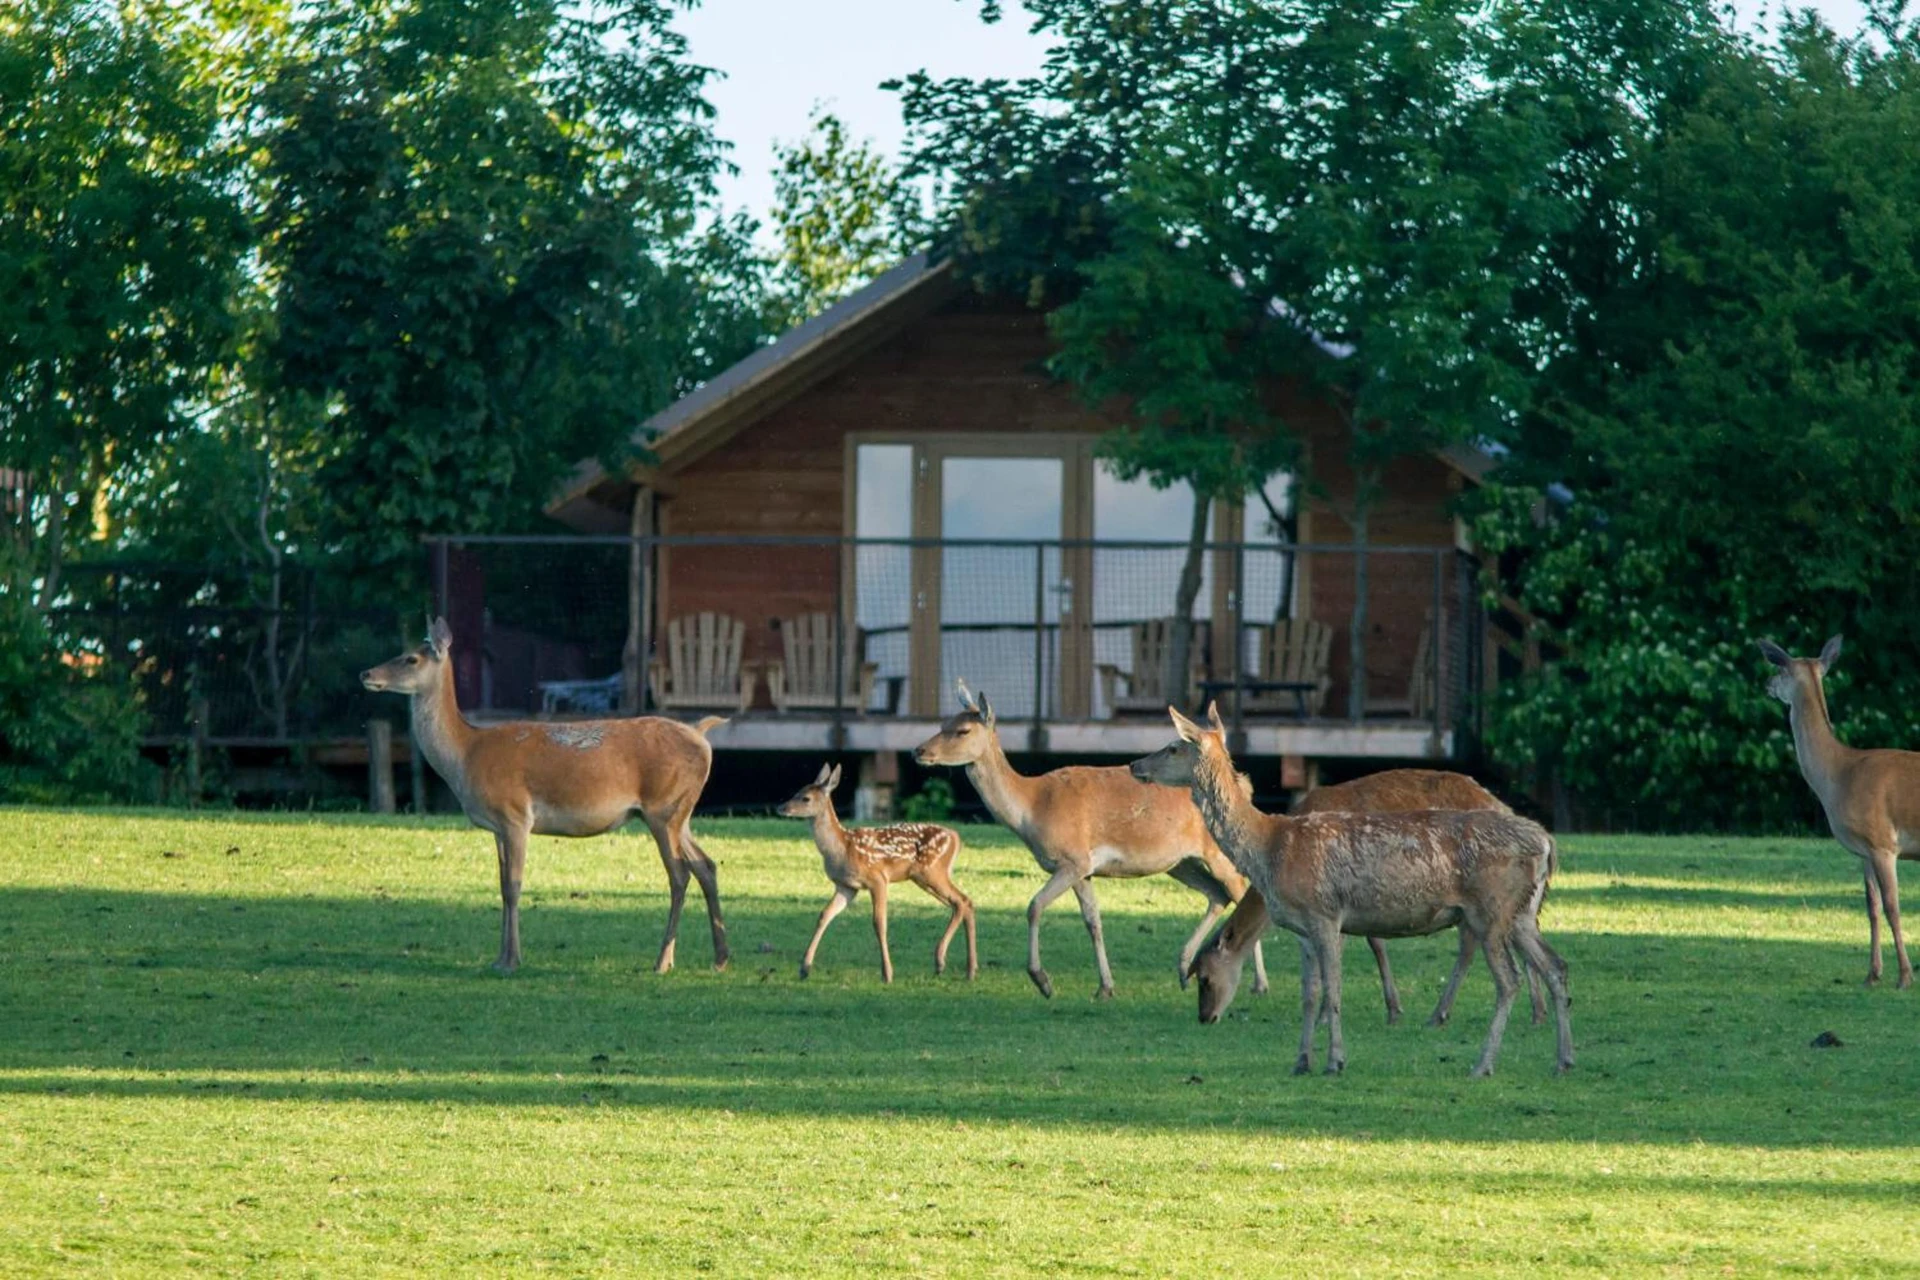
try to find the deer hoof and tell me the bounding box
[1291,1056,1312,1076]
[798,963,811,980]
[1094,985,1115,1001]
[1865,971,1882,987]
[491,956,520,975]
[1385,1008,1403,1027]
[1555,1058,1575,1075]
[1901,971,1914,991]
[1426,1013,1450,1029]
[1324,1060,1344,1076]
[1469,1064,1494,1079]
[1028,968,1054,999]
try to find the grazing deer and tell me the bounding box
[1204,769,1546,1028]
[1133,706,1572,1077]
[778,762,977,983]
[1759,635,1919,988]
[361,617,728,974]
[912,679,1267,1000]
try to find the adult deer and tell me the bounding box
[1133,706,1571,1077]
[912,679,1267,1000]
[361,617,729,974]
[1759,635,1919,988]
[1192,769,1546,1028]
[778,762,977,983]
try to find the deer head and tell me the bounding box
[1188,925,1247,1024]
[1129,703,1230,788]
[778,762,843,818]
[362,616,454,696]
[913,679,998,767]
[1758,635,1842,707]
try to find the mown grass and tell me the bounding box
[3,808,1919,1276]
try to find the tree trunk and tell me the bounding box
[1167,487,1211,709]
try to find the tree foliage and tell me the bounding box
[260,0,768,566]
[769,108,922,321]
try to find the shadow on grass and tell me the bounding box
[5,884,1918,1151]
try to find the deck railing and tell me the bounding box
[427,534,1480,752]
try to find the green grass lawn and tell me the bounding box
[4,809,1919,1276]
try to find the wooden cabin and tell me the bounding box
[545,254,1489,785]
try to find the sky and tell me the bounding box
[677,0,1876,233]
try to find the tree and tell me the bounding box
[259,0,769,567]
[769,108,922,321]
[1475,9,1920,828]
[0,0,247,607]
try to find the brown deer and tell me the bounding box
[913,679,1267,1000]
[1202,769,1546,1028]
[1759,635,1919,988]
[778,762,977,983]
[1132,705,1572,1077]
[360,617,728,974]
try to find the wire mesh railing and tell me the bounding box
[427,535,1477,745]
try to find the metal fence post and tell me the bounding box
[1430,549,1445,758]
[1230,540,1246,754]
[831,536,847,752]
[1031,542,1047,752]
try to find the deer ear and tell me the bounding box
[825,764,843,792]
[955,678,978,712]
[1819,634,1843,672]
[1169,706,1203,743]
[812,761,833,787]
[976,690,996,726]
[429,616,453,655]
[1206,701,1226,736]
[1756,638,1790,668]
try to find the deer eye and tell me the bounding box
[405,655,420,666]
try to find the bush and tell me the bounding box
[899,776,956,823]
[0,586,156,804]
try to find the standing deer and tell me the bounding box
[913,679,1267,1000]
[1197,769,1546,1028]
[778,762,977,983]
[1759,635,1919,988]
[1132,705,1572,1077]
[360,617,728,974]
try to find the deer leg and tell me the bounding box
[1166,861,1234,990]
[646,815,690,975]
[1025,866,1080,999]
[1511,919,1574,1073]
[1295,934,1321,1075]
[1316,925,1348,1075]
[1251,936,1270,997]
[679,824,730,971]
[1871,852,1911,990]
[870,879,894,984]
[1864,864,1886,986]
[1471,922,1521,1079]
[917,867,975,979]
[1071,878,1116,1000]
[1367,937,1402,1026]
[492,825,528,973]
[1428,928,1477,1027]
[1521,945,1547,1025]
[800,885,855,979]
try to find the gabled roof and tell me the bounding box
[547,253,960,531]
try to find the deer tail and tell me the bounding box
[692,715,729,738]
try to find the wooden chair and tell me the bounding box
[1244,617,1333,716]
[765,612,879,712]
[1097,618,1210,716]
[648,612,755,712]
[1366,623,1436,719]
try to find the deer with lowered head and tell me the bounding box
[361,617,729,974]
[1759,635,1920,988]
[778,762,977,983]
[1193,768,1547,1029]
[1133,705,1572,1077]
[913,679,1266,1000]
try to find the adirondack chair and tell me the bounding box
[1242,616,1334,716]
[1096,618,1211,716]
[764,612,879,712]
[648,612,756,712]
[1365,622,1436,719]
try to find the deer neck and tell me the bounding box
[964,731,1039,830]
[410,671,477,792]
[1189,750,1275,868]
[809,807,851,868]
[1788,679,1854,809]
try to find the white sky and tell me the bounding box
[679,0,1875,233]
